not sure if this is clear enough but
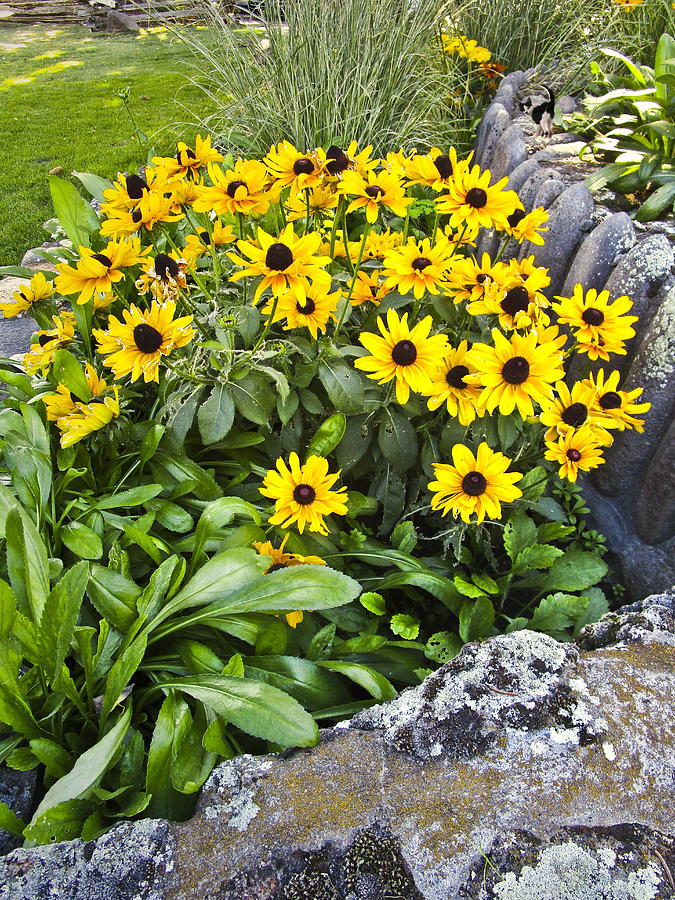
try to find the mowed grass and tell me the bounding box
[0,23,215,266]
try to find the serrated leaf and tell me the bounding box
[5,507,50,622]
[544,550,608,592]
[23,799,91,845]
[390,613,419,640]
[37,561,89,683]
[425,631,463,663]
[454,576,487,598]
[100,635,146,722]
[198,384,235,444]
[503,509,537,562]
[471,574,499,595]
[514,543,564,571]
[528,592,589,634]
[0,799,25,836]
[459,595,495,642]
[359,592,386,615]
[87,565,141,631]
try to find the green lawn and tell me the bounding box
[0,23,216,266]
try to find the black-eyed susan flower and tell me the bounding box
[260,453,348,536]
[467,328,565,418]
[182,220,236,265]
[253,534,327,627]
[55,237,149,305]
[135,252,188,302]
[552,285,638,360]
[152,135,223,180]
[228,224,332,304]
[435,164,520,231]
[420,340,484,425]
[324,141,377,178]
[404,147,471,192]
[22,312,76,376]
[503,206,549,245]
[363,228,405,260]
[544,428,606,482]
[100,189,184,238]
[428,442,523,523]
[286,185,338,222]
[193,160,272,217]
[354,308,449,405]
[0,272,55,318]
[582,368,651,433]
[613,0,643,7]
[100,167,169,217]
[56,389,121,449]
[93,300,195,383]
[467,271,550,331]
[381,236,453,300]
[539,380,613,445]
[264,141,328,196]
[350,270,392,307]
[442,253,510,305]
[263,284,341,339]
[337,170,412,224]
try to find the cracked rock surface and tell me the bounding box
[0,591,673,899]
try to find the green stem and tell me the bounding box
[334,223,370,341]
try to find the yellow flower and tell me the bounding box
[552,285,638,360]
[152,134,223,180]
[582,368,651,433]
[428,442,523,524]
[467,270,550,331]
[56,388,121,448]
[354,308,449,405]
[43,364,110,422]
[193,160,272,217]
[363,228,404,260]
[286,185,338,222]
[55,237,149,305]
[442,33,492,64]
[349,270,392,307]
[263,284,341,339]
[135,252,188,302]
[182,220,236,265]
[435,163,520,231]
[100,167,169,216]
[337,169,412,223]
[100,189,184,237]
[93,300,195,383]
[22,312,76,375]
[502,207,549,245]
[467,328,565,418]
[264,141,328,196]
[260,453,349,536]
[442,253,510,305]
[539,380,613,445]
[323,142,377,178]
[381,236,453,300]
[253,534,326,627]
[404,147,472,191]
[420,340,485,425]
[228,224,332,304]
[0,272,55,318]
[613,0,643,7]
[544,428,606,482]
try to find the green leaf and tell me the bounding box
[156,675,319,748]
[528,592,589,634]
[140,424,165,465]
[38,561,89,683]
[359,591,386,615]
[459,596,495,642]
[145,693,194,819]
[93,484,164,510]
[306,623,337,660]
[518,466,547,500]
[318,359,365,414]
[0,266,37,278]
[144,499,193,534]
[230,373,275,425]
[151,452,222,501]
[51,350,92,402]
[390,521,417,554]
[544,550,608,592]
[336,414,372,469]
[515,544,564,571]
[71,171,114,203]
[503,509,537,562]
[307,413,346,457]
[137,555,185,619]
[497,414,518,450]
[255,619,288,655]
[23,799,91,845]
[634,182,675,222]
[454,576,487,598]
[244,655,351,710]
[87,565,141,631]
[378,570,461,614]
[223,652,245,677]
[198,383,235,444]
[316,661,396,701]
[390,613,419,640]
[190,498,261,569]
[101,635,147,722]
[0,799,25,836]
[573,587,609,635]
[28,738,73,779]
[471,574,499,595]
[372,466,405,534]
[171,704,217,794]
[378,408,418,471]
[425,631,463,663]
[30,709,131,823]
[60,521,103,560]
[48,176,99,249]
[5,507,50,622]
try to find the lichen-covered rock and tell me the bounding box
[577,589,675,650]
[516,167,561,213]
[506,158,541,193]
[0,600,672,900]
[0,769,37,856]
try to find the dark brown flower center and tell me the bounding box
[500,285,530,316]
[91,253,112,268]
[226,180,247,199]
[267,562,287,573]
[265,243,294,271]
[391,340,417,366]
[178,147,197,165]
[567,448,582,462]
[132,209,143,223]
[154,253,180,280]
[561,402,588,427]
[462,471,487,496]
[465,187,488,208]
[296,298,316,315]
[365,185,385,199]
[126,173,148,199]
[411,257,431,271]
[133,323,163,353]
[325,145,349,175]
[37,333,54,347]
[293,157,315,175]
[200,231,211,244]
[476,273,490,284]
[599,391,622,410]
[446,364,469,389]
[293,484,316,505]
[582,308,604,326]
[502,356,530,384]
[433,154,453,179]
[507,208,526,227]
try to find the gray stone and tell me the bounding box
[493,83,516,116]
[556,95,578,114]
[0,317,35,358]
[106,9,141,32]
[532,176,565,211]
[499,70,530,96]
[562,212,635,296]
[0,768,37,856]
[595,284,675,497]
[619,536,675,601]
[517,167,561,213]
[577,589,675,650]
[506,158,541,195]
[490,124,527,182]
[636,416,675,545]
[475,104,511,170]
[0,614,673,899]
[527,182,595,297]
[19,245,60,273]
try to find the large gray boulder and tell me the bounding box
[0,593,673,899]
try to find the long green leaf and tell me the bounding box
[189,498,261,573]
[87,566,141,631]
[145,692,194,819]
[5,507,49,622]
[38,561,89,683]
[316,661,397,701]
[48,176,99,249]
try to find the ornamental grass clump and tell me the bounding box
[0,132,651,843]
